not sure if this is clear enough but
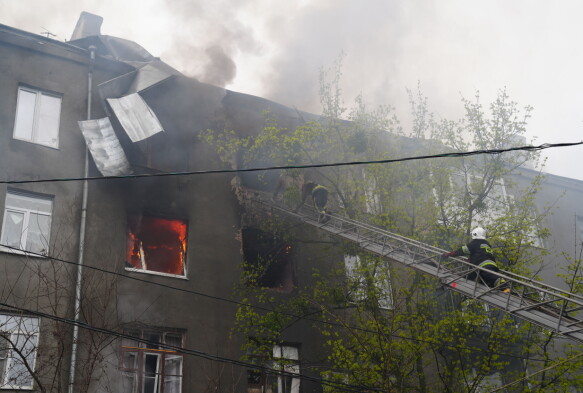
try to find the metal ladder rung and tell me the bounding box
[256,198,583,344]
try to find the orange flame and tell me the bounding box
[126,216,187,275]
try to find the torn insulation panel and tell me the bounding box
[78,117,132,176]
[107,93,164,142]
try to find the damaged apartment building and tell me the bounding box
[0,11,336,393]
[3,10,583,393]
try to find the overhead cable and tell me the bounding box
[0,300,381,393]
[1,141,581,185]
[0,244,549,362]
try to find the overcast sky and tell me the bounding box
[3,0,583,180]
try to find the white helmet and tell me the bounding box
[471,227,486,240]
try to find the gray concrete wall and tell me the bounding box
[0,26,133,392]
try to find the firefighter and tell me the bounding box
[294,181,330,223]
[441,227,506,289]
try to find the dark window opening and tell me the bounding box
[242,228,293,292]
[126,215,187,276]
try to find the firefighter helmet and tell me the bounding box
[471,227,486,240]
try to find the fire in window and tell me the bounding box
[242,228,293,292]
[120,328,184,393]
[126,215,187,276]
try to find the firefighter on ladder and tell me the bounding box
[441,227,508,292]
[294,181,330,223]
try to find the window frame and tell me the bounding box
[120,328,184,393]
[125,214,188,279]
[0,190,53,257]
[13,85,62,149]
[0,314,40,390]
[247,344,301,393]
[344,254,393,310]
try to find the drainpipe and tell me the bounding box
[69,44,96,393]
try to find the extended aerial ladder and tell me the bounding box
[254,197,583,345]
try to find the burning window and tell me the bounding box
[242,228,293,292]
[126,215,187,277]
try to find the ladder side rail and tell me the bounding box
[259,198,583,339]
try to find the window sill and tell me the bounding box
[124,267,188,280]
[0,246,47,258]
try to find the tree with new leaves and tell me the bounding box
[202,60,582,392]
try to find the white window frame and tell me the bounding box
[344,254,393,310]
[0,314,40,390]
[272,345,300,393]
[0,191,53,257]
[13,86,62,149]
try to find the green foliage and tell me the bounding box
[202,57,582,391]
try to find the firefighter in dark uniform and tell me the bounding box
[295,181,330,223]
[442,227,503,288]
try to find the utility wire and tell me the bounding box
[0,300,381,393]
[1,142,581,185]
[487,352,583,392]
[0,244,551,362]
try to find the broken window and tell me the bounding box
[0,314,40,389]
[242,228,293,292]
[126,215,187,277]
[120,327,184,393]
[13,86,61,148]
[1,190,53,255]
[247,345,300,393]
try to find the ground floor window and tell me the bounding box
[0,314,40,389]
[120,327,184,393]
[247,344,300,393]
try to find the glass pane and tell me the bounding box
[13,89,36,141]
[25,213,50,253]
[1,211,24,249]
[143,332,161,349]
[143,353,160,393]
[164,333,182,348]
[6,192,52,214]
[122,329,140,348]
[5,333,37,388]
[123,351,138,369]
[0,337,8,383]
[121,371,137,393]
[163,355,182,393]
[36,94,61,147]
[0,316,39,334]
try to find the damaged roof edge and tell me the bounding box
[0,24,134,74]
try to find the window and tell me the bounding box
[1,190,53,255]
[363,170,381,215]
[120,328,184,393]
[242,228,294,293]
[344,254,393,309]
[0,314,40,389]
[247,345,300,393]
[126,215,187,277]
[13,86,62,148]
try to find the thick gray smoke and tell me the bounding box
[3,0,583,179]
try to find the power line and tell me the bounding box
[0,300,381,393]
[1,142,581,185]
[487,352,583,392]
[0,244,550,362]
